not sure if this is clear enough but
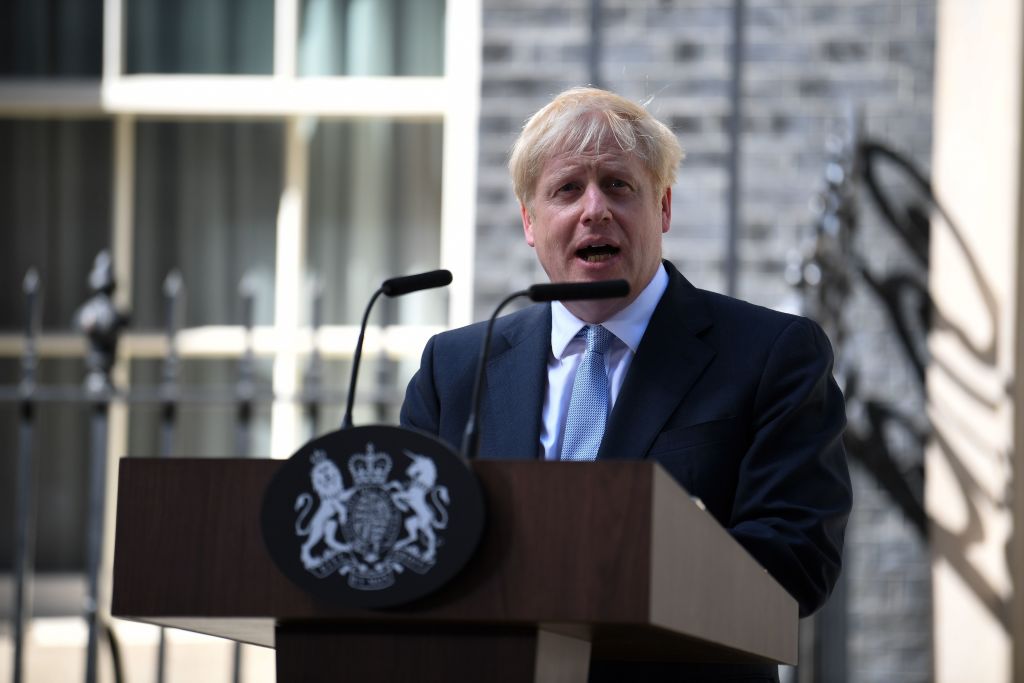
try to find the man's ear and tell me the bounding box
[661,187,672,235]
[521,202,535,247]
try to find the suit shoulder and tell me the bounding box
[691,288,833,361]
[428,304,548,356]
[429,317,488,347]
[699,288,819,335]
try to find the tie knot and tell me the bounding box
[584,324,612,354]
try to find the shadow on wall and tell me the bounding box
[794,137,1013,632]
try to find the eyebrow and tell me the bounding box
[545,160,637,184]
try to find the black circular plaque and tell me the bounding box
[261,426,486,609]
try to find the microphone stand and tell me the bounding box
[341,270,453,430]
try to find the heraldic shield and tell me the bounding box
[261,426,486,609]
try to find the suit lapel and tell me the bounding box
[480,305,550,459]
[598,264,715,461]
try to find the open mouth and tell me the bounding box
[575,244,620,263]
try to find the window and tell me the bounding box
[0,120,112,329]
[126,0,275,75]
[0,0,104,77]
[299,0,445,76]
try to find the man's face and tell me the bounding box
[520,140,671,322]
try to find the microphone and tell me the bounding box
[527,279,629,302]
[342,269,453,429]
[461,279,630,460]
[381,270,453,297]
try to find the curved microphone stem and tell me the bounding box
[341,269,452,430]
[342,288,384,430]
[461,290,529,460]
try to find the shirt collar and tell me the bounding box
[550,263,670,358]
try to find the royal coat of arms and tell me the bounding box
[261,425,484,608]
[293,444,451,591]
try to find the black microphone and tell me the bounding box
[527,279,629,302]
[381,270,453,297]
[461,278,631,460]
[342,269,452,429]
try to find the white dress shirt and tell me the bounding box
[540,264,670,460]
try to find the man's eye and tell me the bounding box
[557,183,578,193]
[607,178,628,189]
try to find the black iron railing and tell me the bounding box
[2,252,401,683]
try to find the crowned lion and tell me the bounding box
[294,451,355,569]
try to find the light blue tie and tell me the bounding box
[560,325,612,461]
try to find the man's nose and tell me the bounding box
[580,184,611,223]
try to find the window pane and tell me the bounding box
[299,0,445,76]
[127,358,273,458]
[126,0,274,75]
[0,0,103,77]
[133,121,281,328]
[0,120,112,331]
[307,119,445,325]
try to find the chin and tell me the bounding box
[570,261,625,281]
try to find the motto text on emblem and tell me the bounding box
[293,444,451,591]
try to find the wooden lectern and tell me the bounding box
[112,458,797,681]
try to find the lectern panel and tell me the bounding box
[113,458,797,665]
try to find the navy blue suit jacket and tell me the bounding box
[400,261,851,676]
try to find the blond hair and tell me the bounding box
[508,87,684,208]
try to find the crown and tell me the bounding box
[348,443,392,485]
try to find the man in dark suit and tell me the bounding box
[401,87,851,682]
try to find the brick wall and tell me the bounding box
[476,1,937,681]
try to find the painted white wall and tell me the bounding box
[927,0,1023,680]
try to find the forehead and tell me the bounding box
[539,143,647,179]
